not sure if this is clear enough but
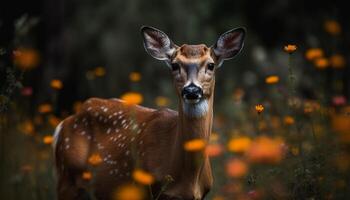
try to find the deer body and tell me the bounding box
[54,26,245,200]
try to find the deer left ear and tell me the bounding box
[141,26,177,61]
[212,27,246,64]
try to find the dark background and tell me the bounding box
[1,1,350,199]
[1,0,349,113]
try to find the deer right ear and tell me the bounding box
[141,26,177,61]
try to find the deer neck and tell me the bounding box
[178,97,213,141]
[170,95,213,177]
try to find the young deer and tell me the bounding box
[54,26,245,200]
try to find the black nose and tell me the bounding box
[182,83,203,100]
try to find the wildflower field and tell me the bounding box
[0,0,349,199]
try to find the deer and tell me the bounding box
[53,26,245,200]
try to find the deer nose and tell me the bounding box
[182,83,203,102]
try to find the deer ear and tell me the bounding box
[212,27,246,63]
[141,26,177,61]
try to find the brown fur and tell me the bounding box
[55,97,213,200]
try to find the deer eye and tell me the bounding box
[171,63,180,72]
[207,63,215,71]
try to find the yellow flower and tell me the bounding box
[227,136,252,153]
[132,169,155,185]
[284,44,297,53]
[121,92,143,105]
[129,72,141,82]
[255,104,264,114]
[184,139,206,152]
[82,171,92,181]
[43,135,54,144]
[324,20,341,35]
[94,66,106,77]
[291,147,299,156]
[283,116,295,125]
[330,54,346,69]
[155,96,170,107]
[305,48,324,61]
[13,48,40,70]
[88,153,103,166]
[265,75,279,84]
[50,79,63,90]
[210,132,219,142]
[38,103,53,114]
[114,184,145,200]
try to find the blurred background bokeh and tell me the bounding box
[0,0,349,199]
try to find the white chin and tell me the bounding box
[183,99,208,118]
[184,98,201,104]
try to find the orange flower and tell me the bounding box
[48,115,61,127]
[129,72,142,82]
[94,66,106,77]
[226,158,248,178]
[155,96,170,107]
[246,136,284,164]
[73,101,83,113]
[283,116,295,125]
[305,48,324,61]
[232,88,245,102]
[330,54,346,69]
[121,92,143,105]
[265,75,279,84]
[43,135,54,144]
[255,104,264,114]
[132,169,155,185]
[324,20,341,35]
[38,103,53,114]
[114,184,145,200]
[227,136,252,153]
[13,48,40,70]
[205,144,224,157]
[314,58,329,69]
[50,79,63,90]
[332,113,350,137]
[88,153,103,166]
[184,139,206,152]
[20,164,34,173]
[19,120,35,135]
[82,171,92,181]
[284,44,297,53]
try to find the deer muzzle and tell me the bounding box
[182,83,203,104]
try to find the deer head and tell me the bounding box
[141,26,245,118]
